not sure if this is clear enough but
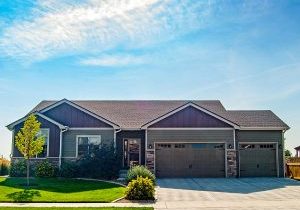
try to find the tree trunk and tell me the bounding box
[26,159,30,187]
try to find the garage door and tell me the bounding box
[239,143,277,177]
[155,143,225,178]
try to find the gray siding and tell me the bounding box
[147,129,234,149]
[236,130,284,177]
[62,129,114,158]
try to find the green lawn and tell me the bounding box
[0,208,152,210]
[0,177,125,202]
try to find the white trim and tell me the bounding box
[35,128,50,158]
[239,127,288,131]
[141,102,239,129]
[145,129,148,166]
[11,129,15,157]
[282,130,286,177]
[40,99,119,129]
[233,129,236,150]
[225,144,228,178]
[238,142,279,178]
[59,130,62,168]
[12,157,59,159]
[7,112,66,130]
[68,127,114,130]
[154,142,227,178]
[147,127,234,131]
[76,135,101,158]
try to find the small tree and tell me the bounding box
[15,114,45,186]
[285,149,292,157]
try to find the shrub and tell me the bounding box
[59,161,79,178]
[0,158,10,176]
[125,176,155,200]
[126,165,156,184]
[9,159,34,177]
[78,143,120,179]
[35,160,57,177]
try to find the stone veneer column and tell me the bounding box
[227,150,237,177]
[145,150,155,173]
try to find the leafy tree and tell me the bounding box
[15,114,45,186]
[285,149,292,157]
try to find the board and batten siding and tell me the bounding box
[62,129,114,158]
[147,129,234,147]
[236,130,284,177]
[43,103,112,128]
[12,116,61,157]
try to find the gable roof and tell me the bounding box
[21,99,289,130]
[7,112,67,130]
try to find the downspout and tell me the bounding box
[59,127,69,169]
[282,129,287,178]
[114,128,122,150]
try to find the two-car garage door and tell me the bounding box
[155,143,225,178]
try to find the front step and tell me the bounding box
[117,169,128,181]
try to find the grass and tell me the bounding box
[0,177,125,203]
[0,208,153,210]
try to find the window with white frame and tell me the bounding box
[77,135,101,157]
[36,129,49,158]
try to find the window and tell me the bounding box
[175,144,185,148]
[239,144,255,149]
[36,129,49,158]
[157,144,171,149]
[77,135,101,157]
[260,144,274,149]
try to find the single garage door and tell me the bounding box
[155,143,225,178]
[239,143,277,177]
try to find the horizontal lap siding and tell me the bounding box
[236,130,284,177]
[147,130,234,146]
[62,129,114,158]
[12,116,60,157]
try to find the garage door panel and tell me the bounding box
[155,143,225,178]
[239,143,277,177]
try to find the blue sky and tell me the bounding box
[0,0,300,158]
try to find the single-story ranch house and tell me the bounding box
[7,99,289,178]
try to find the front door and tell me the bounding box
[123,139,140,168]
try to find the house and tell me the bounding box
[7,99,289,178]
[295,146,300,157]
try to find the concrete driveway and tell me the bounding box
[155,178,300,210]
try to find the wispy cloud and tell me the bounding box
[0,0,215,63]
[80,54,146,67]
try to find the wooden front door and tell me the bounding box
[123,139,141,168]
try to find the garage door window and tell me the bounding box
[240,144,255,149]
[175,144,185,148]
[157,144,171,149]
[260,144,274,148]
[192,143,224,149]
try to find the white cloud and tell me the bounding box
[0,0,213,63]
[80,54,146,67]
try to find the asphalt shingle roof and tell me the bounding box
[29,100,289,129]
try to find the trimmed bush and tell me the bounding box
[78,143,120,179]
[126,165,155,184]
[35,160,57,177]
[125,176,155,200]
[10,159,26,177]
[59,161,79,178]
